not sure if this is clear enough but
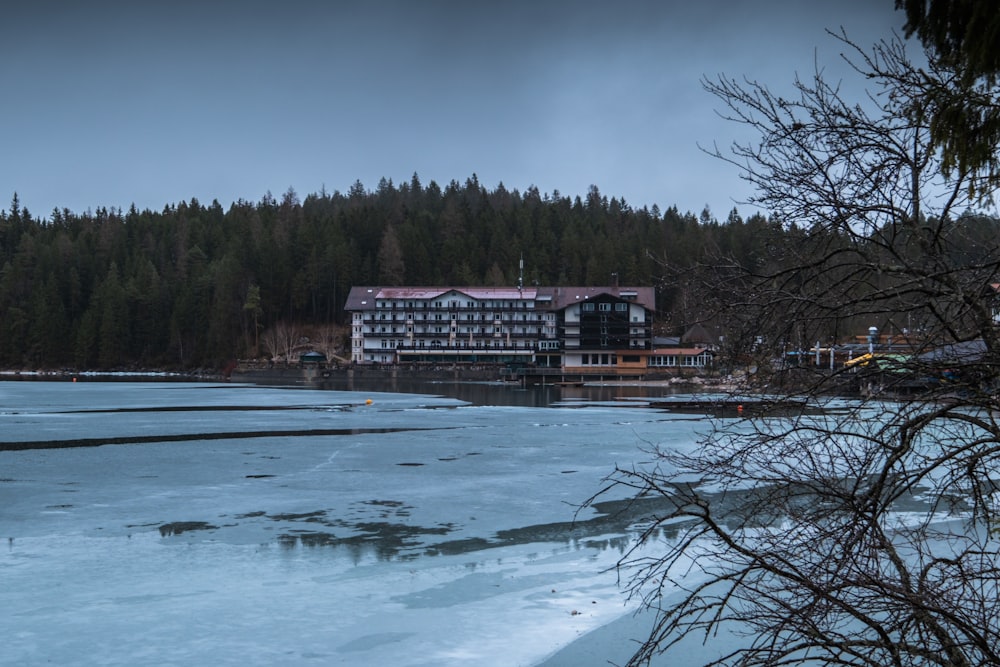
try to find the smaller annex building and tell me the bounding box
[344,285,656,374]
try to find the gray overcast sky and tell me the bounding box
[3,1,903,219]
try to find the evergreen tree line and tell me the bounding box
[2,174,994,370]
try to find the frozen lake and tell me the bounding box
[1,379,715,666]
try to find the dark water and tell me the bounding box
[288,375,698,408]
[4,370,707,408]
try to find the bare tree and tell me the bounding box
[260,321,300,363]
[593,33,1000,666]
[313,323,347,364]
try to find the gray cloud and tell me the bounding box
[3,0,902,218]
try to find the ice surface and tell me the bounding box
[0,380,711,666]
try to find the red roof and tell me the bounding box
[345,285,656,312]
[652,347,713,356]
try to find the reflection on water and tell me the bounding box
[258,493,684,564]
[312,376,698,408]
[4,371,706,408]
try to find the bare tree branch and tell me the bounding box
[594,33,1000,667]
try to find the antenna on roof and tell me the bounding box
[518,253,524,293]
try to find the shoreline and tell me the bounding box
[0,369,223,381]
[0,367,738,388]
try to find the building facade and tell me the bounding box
[344,285,656,372]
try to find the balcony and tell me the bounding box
[373,303,536,313]
[392,342,540,351]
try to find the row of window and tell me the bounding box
[370,326,547,335]
[377,301,535,310]
[381,340,538,350]
[579,353,712,367]
[567,316,645,326]
[581,302,629,312]
[571,353,649,365]
[371,313,553,322]
[353,346,709,366]
[580,353,616,366]
[648,354,712,367]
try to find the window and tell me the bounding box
[599,303,611,312]
[615,303,628,312]
[582,302,595,312]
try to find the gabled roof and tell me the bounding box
[652,346,714,356]
[681,323,720,345]
[534,286,656,311]
[377,286,538,300]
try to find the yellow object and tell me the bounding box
[844,352,874,368]
[365,399,373,405]
[844,352,909,370]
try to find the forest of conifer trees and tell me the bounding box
[5,173,990,371]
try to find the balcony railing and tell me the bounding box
[362,315,551,325]
[390,342,540,351]
[363,329,551,339]
[372,303,537,312]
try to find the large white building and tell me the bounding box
[344,285,656,373]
